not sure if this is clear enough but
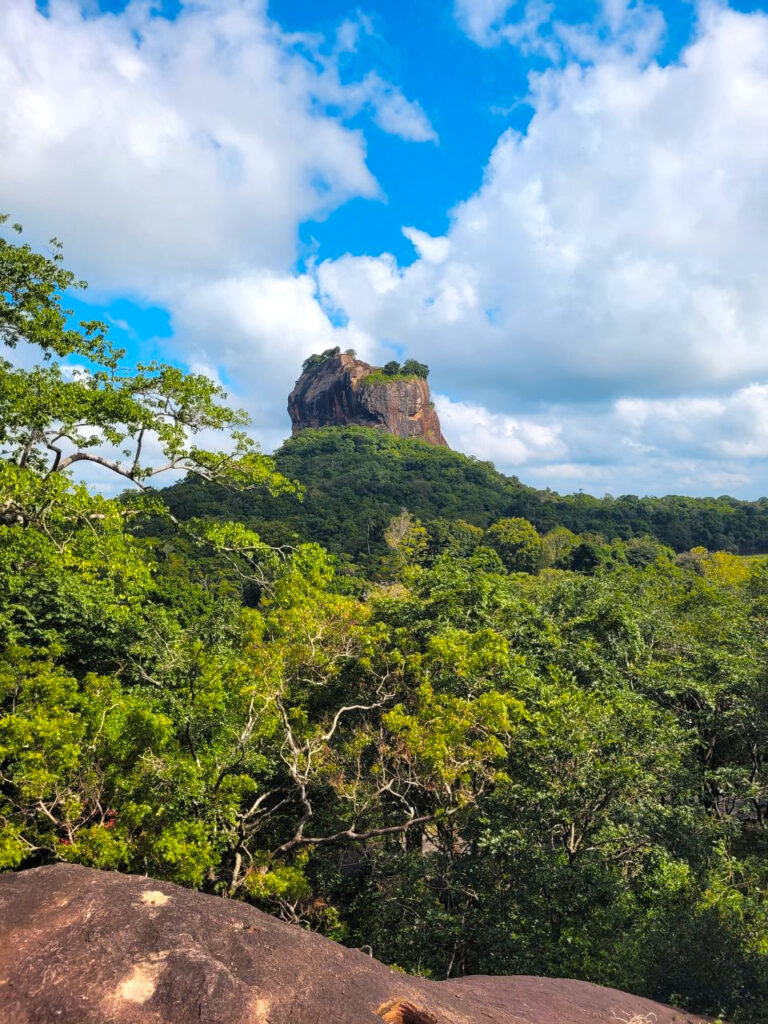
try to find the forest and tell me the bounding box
[163,425,768,567]
[2,222,768,1024]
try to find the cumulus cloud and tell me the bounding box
[616,385,768,462]
[0,0,433,291]
[315,5,768,495]
[402,227,450,264]
[435,394,567,465]
[437,384,768,497]
[167,270,377,434]
[6,0,768,499]
[321,6,768,403]
[0,0,434,468]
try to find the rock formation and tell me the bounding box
[0,864,717,1024]
[288,351,448,447]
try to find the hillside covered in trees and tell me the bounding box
[162,425,768,565]
[2,224,768,1024]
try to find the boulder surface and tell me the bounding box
[0,864,716,1024]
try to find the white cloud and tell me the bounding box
[402,227,450,264]
[0,0,433,292]
[334,72,438,143]
[0,0,433,476]
[6,1,768,499]
[167,270,377,429]
[313,6,768,495]
[435,394,567,464]
[454,0,523,45]
[434,382,768,497]
[453,0,663,61]
[616,385,768,461]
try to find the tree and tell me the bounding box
[382,360,401,376]
[425,519,483,563]
[302,347,340,374]
[484,517,542,573]
[4,222,768,1024]
[0,218,294,517]
[0,224,513,909]
[624,535,673,568]
[157,427,768,568]
[383,508,429,573]
[540,526,578,569]
[401,359,429,379]
[568,535,622,574]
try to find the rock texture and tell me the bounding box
[288,352,448,447]
[0,864,717,1024]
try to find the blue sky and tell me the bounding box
[4,0,768,497]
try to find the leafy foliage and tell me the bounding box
[160,427,768,569]
[484,517,542,572]
[2,223,768,1024]
[0,218,295,505]
[301,347,341,374]
[375,359,429,380]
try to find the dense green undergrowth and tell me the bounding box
[2,222,768,1023]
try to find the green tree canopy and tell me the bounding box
[0,218,294,518]
[484,517,542,573]
[2,220,768,1024]
[401,358,429,379]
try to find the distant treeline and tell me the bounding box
[159,426,768,560]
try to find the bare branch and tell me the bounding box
[273,809,458,856]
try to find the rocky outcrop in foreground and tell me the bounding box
[0,864,716,1024]
[288,351,448,446]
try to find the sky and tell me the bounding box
[3,0,768,498]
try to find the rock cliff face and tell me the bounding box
[0,864,717,1024]
[288,352,448,447]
